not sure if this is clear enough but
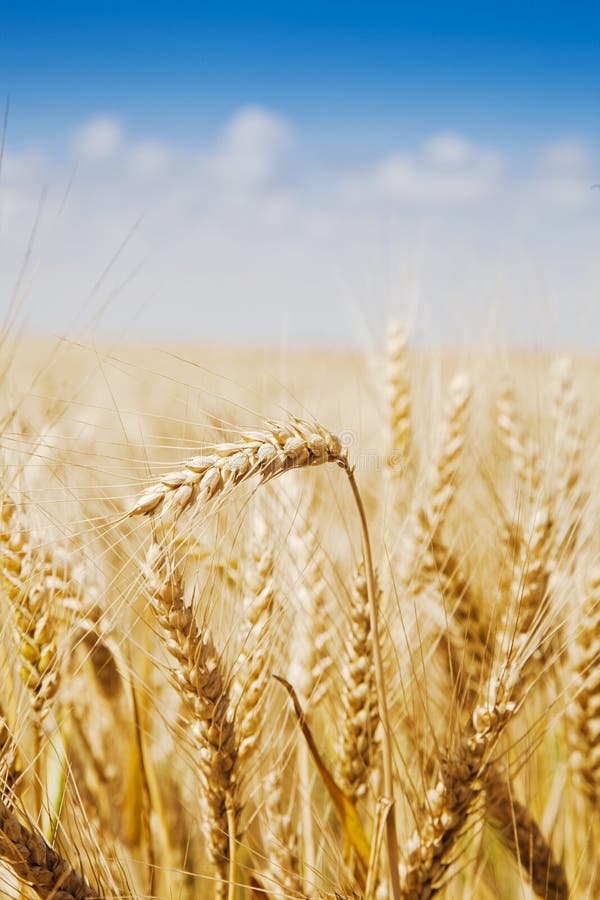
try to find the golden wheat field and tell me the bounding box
[0,326,598,900]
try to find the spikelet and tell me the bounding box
[567,566,600,807]
[129,418,346,520]
[385,321,411,473]
[143,539,237,898]
[335,560,379,801]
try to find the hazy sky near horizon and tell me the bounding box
[1,1,600,346]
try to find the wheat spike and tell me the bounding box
[144,539,237,897]
[287,487,333,706]
[427,530,490,698]
[263,768,303,899]
[399,644,533,898]
[0,497,82,717]
[486,766,568,900]
[385,321,411,471]
[0,795,102,899]
[0,701,20,804]
[568,566,600,807]
[129,418,346,519]
[335,560,379,801]
[401,373,471,597]
[550,357,586,572]
[232,508,275,768]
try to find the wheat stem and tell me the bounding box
[345,466,401,900]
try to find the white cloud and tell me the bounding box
[2,110,600,346]
[423,132,473,166]
[128,141,170,178]
[529,139,596,209]
[539,139,590,172]
[207,105,292,189]
[343,132,502,205]
[72,115,124,163]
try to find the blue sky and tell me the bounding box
[1,2,599,345]
[3,2,599,147]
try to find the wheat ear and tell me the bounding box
[568,566,600,807]
[486,766,568,900]
[284,484,333,875]
[232,509,275,769]
[144,539,237,899]
[0,795,102,899]
[399,648,531,898]
[0,700,20,804]
[499,501,554,681]
[335,560,379,802]
[550,357,585,572]
[134,416,400,899]
[129,418,346,519]
[427,530,490,699]
[385,321,411,471]
[0,498,68,717]
[401,373,471,597]
[496,375,525,464]
[263,767,303,899]
[287,487,333,707]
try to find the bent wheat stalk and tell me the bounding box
[130,417,401,900]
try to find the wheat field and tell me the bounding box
[0,326,598,900]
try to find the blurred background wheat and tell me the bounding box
[0,332,599,898]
